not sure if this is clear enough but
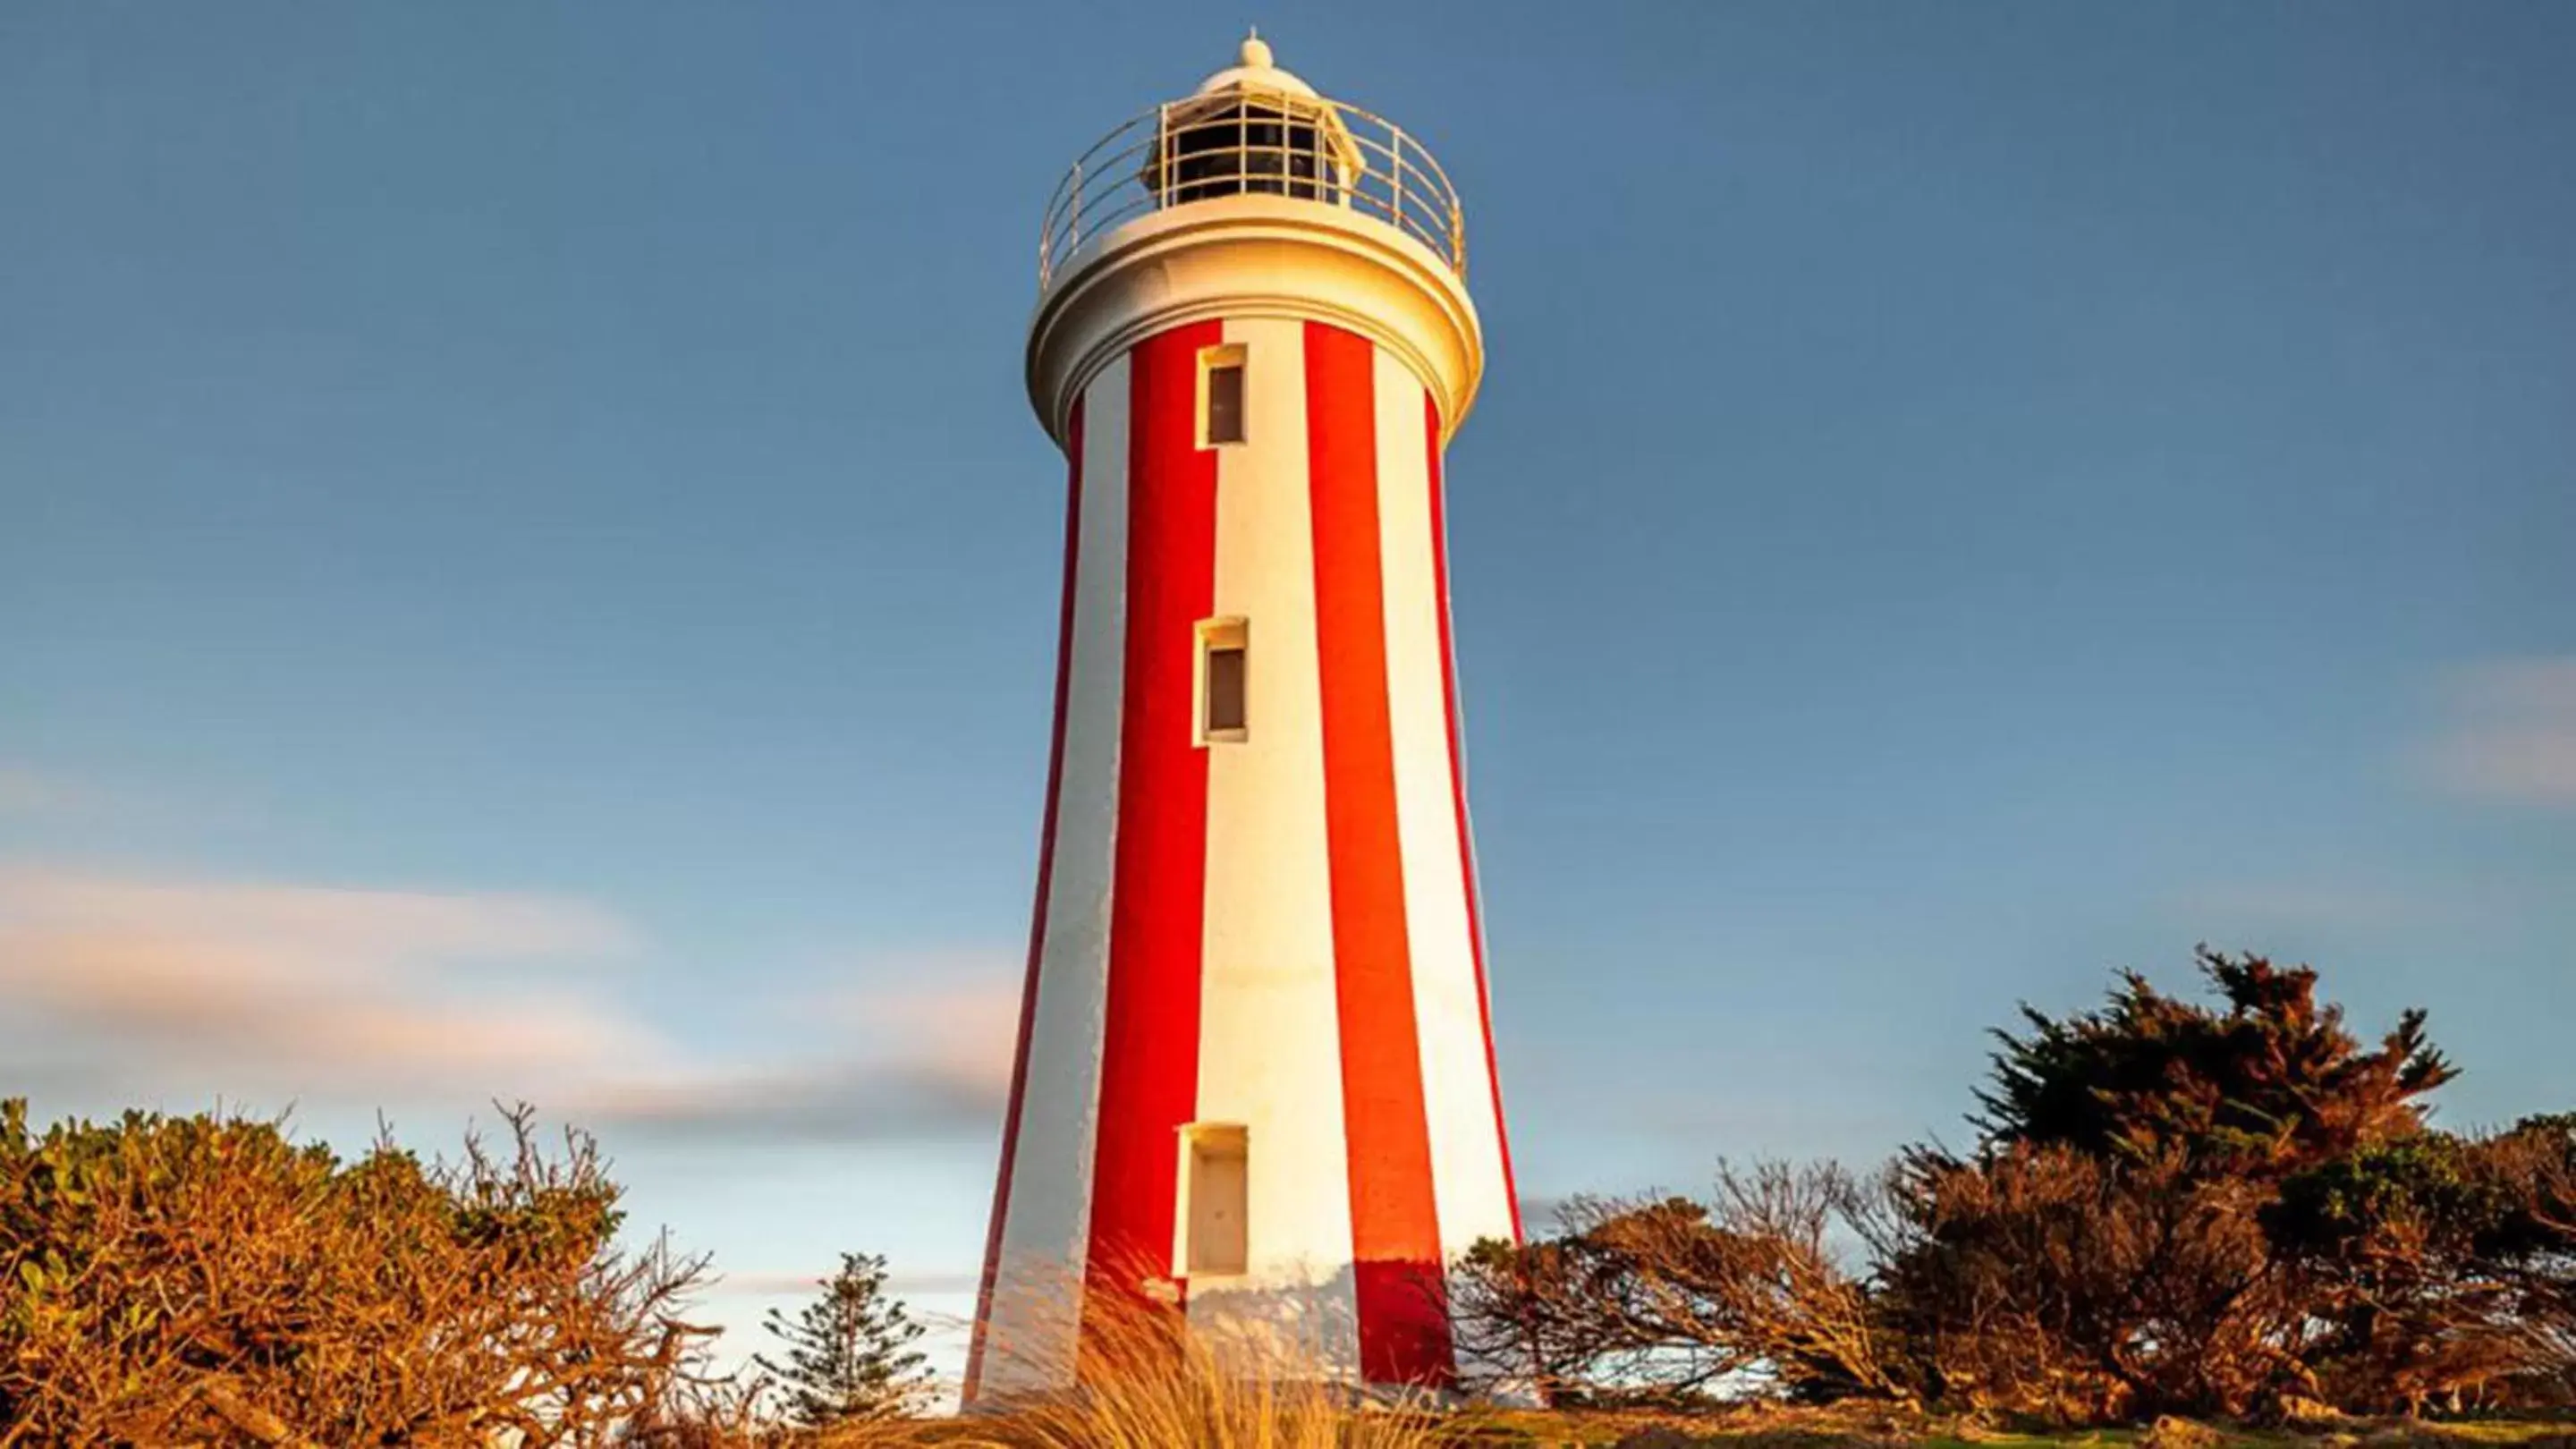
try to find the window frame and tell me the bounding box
[1197,343,1249,449]
[1195,617,1249,745]
[1174,1122,1250,1278]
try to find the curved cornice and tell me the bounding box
[1026,197,1485,452]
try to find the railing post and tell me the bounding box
[1068,158,1081,260]
[1391,124,1404,229]
[1157,103,1171,208]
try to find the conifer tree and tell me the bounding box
[752,1251,931,1425]
[1973,946,2455,1177]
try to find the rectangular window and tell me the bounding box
[1199,345,1247,447]
[1197,618,1249,744]
[1206,645,1247,733]
[1181,1123,1249,1276]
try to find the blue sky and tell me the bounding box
[4,0,2572,1385]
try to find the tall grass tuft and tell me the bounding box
[941,1283,1457,1449]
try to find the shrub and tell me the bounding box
[0,1098,711,1445]
[1451,1164,1903,1407]
[1870,1145,2298,1419]
[1453,951,2576,1424]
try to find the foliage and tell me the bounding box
[0,1098,712,1446]
[8,945,2568,1438]
[755,1252,933,1427]
[1869,1145,2300,1419]
[1973,947,2454,1177]
[1453,950,2576,1424]
[1450,1164,1904,1406]
[2264,1114,2576,1411]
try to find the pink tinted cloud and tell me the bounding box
[0,867,651,1098]
[581,964,1023,1146]
[829,970,1023,1096]
[0,767,84,818]
[2424,658,2576,808]
[0,865,1027,1147]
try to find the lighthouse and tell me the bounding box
[965,36,1517,1402]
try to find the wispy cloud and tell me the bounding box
[0,865,1023,1149]
[2421,657,2576,808]
[0,866,648,1101]
[0,767,86,818]
[583,975,1020,1147]
[584,1059,1004,1147]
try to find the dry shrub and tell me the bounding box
[619,1376,791,1448]
[2493,1119,2576,1402]
[1453,955,2576,1424]
[2477,1119,2576,1409]
[1871,1144,2303,1420]
[0,1098,712,1446]
[2267,1116,2576,1413]
[1451,1163,1904,1407]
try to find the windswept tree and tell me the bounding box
[753,1251,931,1426]
[1451,1163,1909,1406]
[1974,947,2456,1176]
[1455,948,2574,1421]
[1870,1141,2301,1419]
[1867,949,2470,1416]
[2265,1113,2576,1411]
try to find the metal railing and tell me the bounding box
[1038,88,1465,290]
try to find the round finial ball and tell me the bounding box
[1240,32,1274,69]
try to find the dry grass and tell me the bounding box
[705,1400,2576,1449]
[796,1404,2576,1449]
[943,1289,1453,1448]
[720,1288,1459,1448]
[663,1285,2576,1449]
[1436,1406,2576,1449]
[931,1372,1451,1448]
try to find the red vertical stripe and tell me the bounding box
[965,399,1085,1402]
[1425,392,1523,1244]
[1308,322,1455,1386]
[1080,323,1221,1352]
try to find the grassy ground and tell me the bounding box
[1429,1404,2576,1449]
[889,1306,2572,1449]
[885,1402,2576,1449]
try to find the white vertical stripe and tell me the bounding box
[1372,350,1516,1264]
[980,357,1132,1397]
[1187,318,1362,1375]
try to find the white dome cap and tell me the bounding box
[1194,30,1318,97]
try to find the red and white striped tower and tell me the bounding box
[965,37,1516,1402]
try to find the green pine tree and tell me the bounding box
[751,1251,931,1426]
